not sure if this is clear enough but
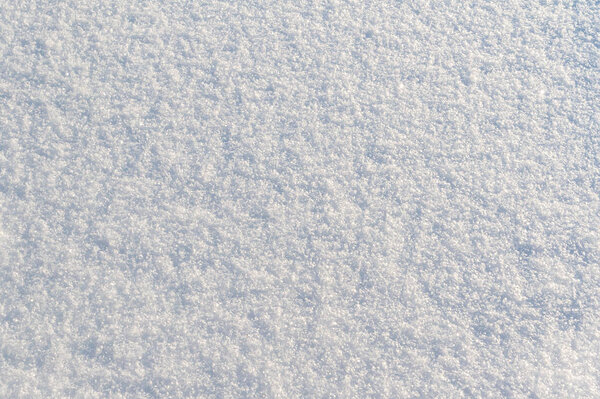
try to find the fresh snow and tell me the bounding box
[1,1,599,397]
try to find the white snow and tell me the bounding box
[1,0,599,397]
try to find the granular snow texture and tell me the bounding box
[1,1,599,398]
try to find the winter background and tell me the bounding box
[1,1,599,397]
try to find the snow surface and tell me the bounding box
[1,0,599,397]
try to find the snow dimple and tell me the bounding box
[1,0,600,397]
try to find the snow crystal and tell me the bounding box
[1,1,599,397]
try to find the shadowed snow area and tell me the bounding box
[1,1,599,397]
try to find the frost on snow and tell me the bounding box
[0,1,599,398]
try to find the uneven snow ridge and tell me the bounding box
[1,1,599,397]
